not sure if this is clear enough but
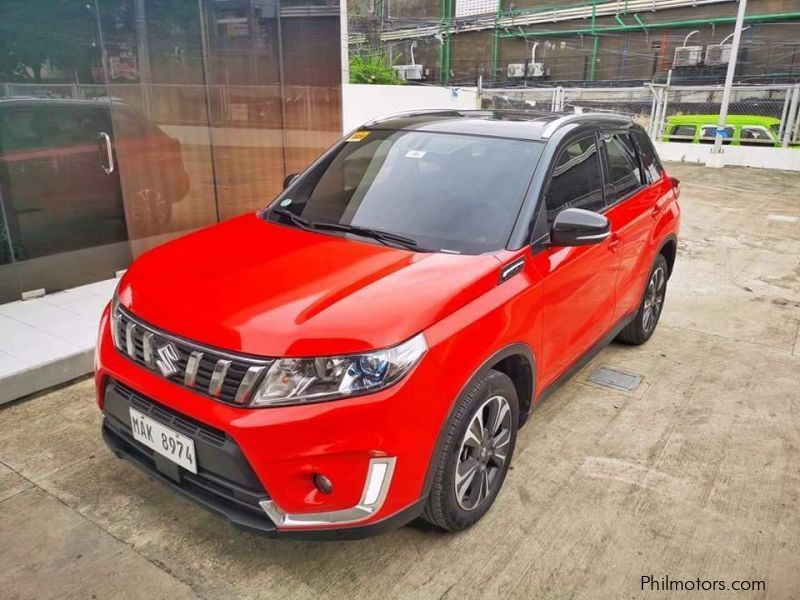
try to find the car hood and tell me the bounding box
[118,213,502,357]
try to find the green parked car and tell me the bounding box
[662,115,795,147]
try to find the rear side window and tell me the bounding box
[700,125,733,145]
[740,126,773,146]
[602,133,643,203]
[633,131,664,183]
[668,124,696,142]
[544,135,604,223]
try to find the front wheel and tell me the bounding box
[616,254,669,345]
[422,369,519,532]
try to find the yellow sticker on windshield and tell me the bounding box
[346,131,370,142]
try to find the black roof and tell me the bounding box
[367,109,633,141]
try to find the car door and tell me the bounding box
[600,130,656,321]
[531,132,621,387]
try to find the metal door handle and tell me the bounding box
[98,132,114,174]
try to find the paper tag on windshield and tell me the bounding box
[346,131,370,142]
[405,150,426,159]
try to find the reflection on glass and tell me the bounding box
[0,0,341,303]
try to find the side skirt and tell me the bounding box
[533,313,635,408]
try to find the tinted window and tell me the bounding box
[603,133,643,202]
[267,129,543,255]
[700,125,733,145]
[668,125,696,142]
[544,136,604,223]
[740,126,773,146]
[0,109,44,153]
[634,131,664,183]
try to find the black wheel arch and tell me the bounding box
[657,234,678,279]
[421,343,536,498]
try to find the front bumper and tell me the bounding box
[94,306,459,538]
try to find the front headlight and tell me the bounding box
[250,333,428,407]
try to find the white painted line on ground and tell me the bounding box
[767,214,800,223]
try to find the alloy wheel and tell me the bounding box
[642,266,666,334]
[454,394,512,511]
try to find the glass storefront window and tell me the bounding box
[0,0,342,304]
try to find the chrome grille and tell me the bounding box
[112,306,272,406]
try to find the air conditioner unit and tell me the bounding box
[392,64,424,80]
[705,44,731,66]
[507,63,526,78]
[526,62,545,78]
[673,45,703,68]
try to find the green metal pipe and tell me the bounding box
[439,0,446,83]
[615,14,625,27]
[444,0,452,84]
[500,12,800,38]
[491,3,502,82]
[633,13,645,29]
[589,34,599,81]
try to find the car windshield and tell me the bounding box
[265,129,543,254]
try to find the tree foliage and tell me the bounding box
[349,50,405,85]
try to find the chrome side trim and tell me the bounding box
[125,323,137,358]
[208,360,231,397]
[184,351,203,388]
[259,457,397,528]
[142,331,155,369]
[234,366,266,405]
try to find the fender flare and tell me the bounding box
[420,342,536,498]
[657,233,679,278]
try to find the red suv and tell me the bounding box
[96,111,680,539]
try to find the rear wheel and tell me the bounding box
[422,369,518,531]
[616,254,668,345]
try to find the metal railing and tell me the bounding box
[480,82,800,146]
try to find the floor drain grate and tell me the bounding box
[587,366,642,393]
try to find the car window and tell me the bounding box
[113,108,164,140]
[633,130,664,183]
[740,126,774,146]
[668,124,696,142]
[700,125,733,145]
[0,109,44,153]
[42,108,110,148]
[603,133,643,203]
[268,129,544,255]
[544,135,604,224]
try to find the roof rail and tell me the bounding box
[540,112,632,139]
[364,108,482,126]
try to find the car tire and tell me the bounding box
[422,369,519,532]
[616,253,669,345]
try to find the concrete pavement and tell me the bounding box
[0,163,798,599]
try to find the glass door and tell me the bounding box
[97,0,220,260]
[0,1,127,302]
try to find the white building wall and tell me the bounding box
[342,84,480,133]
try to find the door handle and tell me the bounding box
[608,233,622,252]
[98,132,114,175]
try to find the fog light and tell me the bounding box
[314,473,333,494]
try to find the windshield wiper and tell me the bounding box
[269,207,314,230]
[312,222,424,251]
[269,208,426,251]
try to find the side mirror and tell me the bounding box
[283,173,299,190]
[550,208,610,247]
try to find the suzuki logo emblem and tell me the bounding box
[155,343,180,378]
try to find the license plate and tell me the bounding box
[129,408,197,474]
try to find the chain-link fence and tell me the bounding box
[481,83,800,147]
